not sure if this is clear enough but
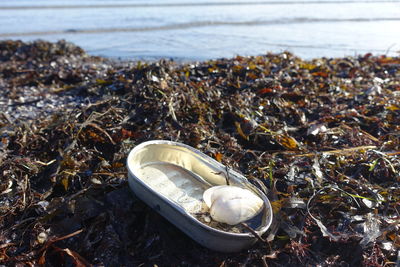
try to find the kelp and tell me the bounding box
[0,40,399,266]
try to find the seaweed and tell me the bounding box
[0,40,399,266]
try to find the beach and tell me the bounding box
[1,1,400,266]
[0,39,399,266]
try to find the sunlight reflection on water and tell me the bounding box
[1,0,399,60]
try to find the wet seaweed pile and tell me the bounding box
[1,40,399,266]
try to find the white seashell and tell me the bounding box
[203,185,263,225]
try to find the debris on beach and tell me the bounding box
[203,185,264,226]
[0,40,399,266]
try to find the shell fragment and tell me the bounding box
[203,185,264,225]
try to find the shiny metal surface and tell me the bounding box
[127,140,273,252]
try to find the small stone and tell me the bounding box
[203,215,211,223]
[37,232,48,244]
[91,178,102,185]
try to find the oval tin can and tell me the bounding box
[127,140,273,252]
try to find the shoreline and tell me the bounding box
[1,39,397,124]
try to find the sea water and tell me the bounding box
[0,0,399,60]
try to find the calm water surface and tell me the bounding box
[0,0,399,60]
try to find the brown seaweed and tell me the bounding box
[0,40,399,266]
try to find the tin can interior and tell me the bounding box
[128,143,269,233]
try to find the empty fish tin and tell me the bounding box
[126,140,273,252]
